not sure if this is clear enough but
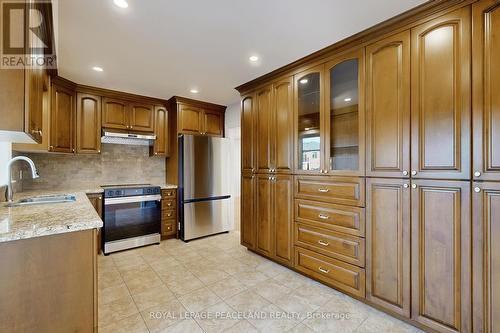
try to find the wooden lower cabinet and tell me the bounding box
[255,174,293,266]
[161,189,178,238]
[295,176,365,207]
[411,180,471,333]
[86,193,103,254]
[241,173,256,249]
[366,178,410,318]
[473,182,500,333]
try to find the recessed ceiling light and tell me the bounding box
[344,97,352,102]
[92,66,104,72]
[299,79,308,84]
[249,55,259,62]
[190,89,199,94]
[113,0,129,8]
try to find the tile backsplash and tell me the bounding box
[14,144,166,191]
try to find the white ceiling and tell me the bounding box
[57,0,427,105]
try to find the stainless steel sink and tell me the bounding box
[4,194,76,207]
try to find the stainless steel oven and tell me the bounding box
[102,185,161,254]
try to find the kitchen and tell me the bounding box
[0,0,499,332]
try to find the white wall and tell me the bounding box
[225,102,241,231]
[0,142,12,187]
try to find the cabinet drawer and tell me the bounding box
[162,220,176,236]
[295,247,365,298]
[295,223,365,267]
[295,199,365,237]
[162,209,176,220]
[295,176,365,207]
[162,189,177,199]
[162,199,176,210]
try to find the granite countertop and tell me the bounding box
[0,190,103,243]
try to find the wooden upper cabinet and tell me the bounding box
[203,109,224,137]
[295,65,325,174]
[366,178,410,318]
[241,173,256,249]
[324,48,365,176]
[256,85,273,173]
[50,82,75,153]
[241,94,255,173]
[273,175,293,266]
[178,106,203,134]
[366,31,411,178]
[472,181,500,333]
[273,77,294,174]
[411,180,471,333]
[151,106,169,156]
[473,0,500,182]
[25,67,45,143]
[410,7,471,180]
[129,103,154,132]
[76,93,101,154]
[102,98,129,130]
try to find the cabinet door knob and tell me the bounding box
[474,187,481,193]
[402,170,408,176]
[411,171,417,176]
[403,184,409,188]
[411,184,417,189]
[474,171,481,177]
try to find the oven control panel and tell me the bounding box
[104,186,161,198]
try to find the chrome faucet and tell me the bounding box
[5,156,40,203]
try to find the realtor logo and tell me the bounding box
[1,0,56,69]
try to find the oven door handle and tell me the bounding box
[104,195,162,205]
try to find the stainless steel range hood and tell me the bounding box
[101,131,156,146]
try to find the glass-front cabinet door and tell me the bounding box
[325,49,365,176]
[294,66,324,174]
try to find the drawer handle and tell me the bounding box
[318,188,330,193]
[318,240,329,246]
[318,214,329,220]
[167,203,172,207]
[167,213,172,217]
[318,267,330,274]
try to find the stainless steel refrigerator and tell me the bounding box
[178,135,231,241]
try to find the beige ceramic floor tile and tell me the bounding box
[246,303,300,333]
[222,319,259,333]
[132,285,177,311]
[140,299,186,333]
[158,319,205,333]
[125,272,165,295]
[98,269,124,290]
[225,289,271,313]
[194,301,240,333]
[178,286,222,312]
[99,283,131,306]
[164,275,206,296]
[191,268,230,285]
[98,313,148,333]
[251,279,292,304]
[207,276,249,300]
[98,295,139,328]
[232,270,269,287]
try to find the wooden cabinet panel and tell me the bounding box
[203,109,223,137]
[273,175,293,266]
[366,31,411,178]
[241,174,255,249]
[273,78,294,173]
[295,223,365,267]
[161,189,178,238]
[129,103,154,132]
[295,199,365,237]
[255,175,273,256]
[411,180,471,333]
[256,85,273,173]
[473,0,500,182]
[86,193,103,254]
[324,48,365,176]
[241,94,255,173]
[76,93,101,154]
[178,106,203,135]
[26,67,45,143]
[410,7,471,180]
[102,98,129,130]
[366,178,410,317]
[295,176,365,207]
[295,247,365,298]
[472,181,500,333]
[50,83,75,153]
[151,106,169,156]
